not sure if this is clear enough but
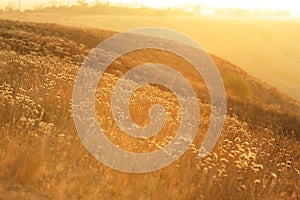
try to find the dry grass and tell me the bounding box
[1,13,300,100]
[0,20,299,199]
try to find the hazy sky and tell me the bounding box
[1,0,300,16]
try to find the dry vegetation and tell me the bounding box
[1,13,300,101]
[0,20,300,199]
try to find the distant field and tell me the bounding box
[1,13,299,100]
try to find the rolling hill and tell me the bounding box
[0,20,299,199]
[1,13,300,101]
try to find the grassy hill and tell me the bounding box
[1,13,299,101]
[0,20,299,199]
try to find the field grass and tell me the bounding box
[0,19,300,199]
[0,13,300,101]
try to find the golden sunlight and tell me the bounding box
[1,0,299,16]
[108,0,300,15]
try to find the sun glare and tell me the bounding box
[85,0,95,3]
[58,0,299,12]
[108,0,300,16]
[1,0,299,16]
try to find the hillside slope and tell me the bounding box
[0,20,299,199]
[1,13,299,101]
[1,19,299,136]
